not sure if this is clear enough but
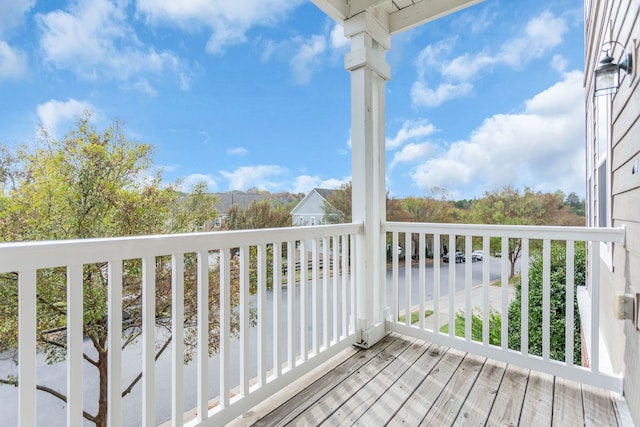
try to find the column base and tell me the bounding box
[353,322,387,349]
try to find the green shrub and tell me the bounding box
[507,243,585,364]
[440,309,501,346]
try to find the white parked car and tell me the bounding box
[471,250,483,261]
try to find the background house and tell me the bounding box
[213,190,301,228]
[212,191,266,228]
[291,188,336,226]
[584,0,640,423]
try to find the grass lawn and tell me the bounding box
[398,309,434,324]
[439,316,466,336]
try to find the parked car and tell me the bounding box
[495,251,502,258]
[472,250,483,261]
[442,250,465,263]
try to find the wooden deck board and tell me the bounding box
[290,336,415,425]
[353,343,447,426]
[452,358,506,426]
[240,334,623,427]
[583,383,619,427]
[520,370,554,426]
[254,334,396,427]
[419,353,484,426]
[387,347,466,426]
[321,340,428,424]
[485,364,530,426]
[553,376,584,427]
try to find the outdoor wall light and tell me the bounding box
[595,41,633,96]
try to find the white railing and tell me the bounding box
[0,223,361,427]
[384,222,626,392]
[2,221,627,426]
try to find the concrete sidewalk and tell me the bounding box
[403,281,515,330]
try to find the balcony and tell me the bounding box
[242,333,625,426]
[0,221,629,426]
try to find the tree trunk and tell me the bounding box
[95,351,108,427]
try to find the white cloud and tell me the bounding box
[317,177,350,190]
[292,175,321,194]
[338,131,352,155]
[218,166,348,194]
[290,34,326,85]
[386,120,436,149]
[442,52,494,81]
[129,79,158,97]
[292,175,349,194]
[551,54,568,73]
[389,142,434,170]
[178,72,191,91]
[498,11,567,68]
[411,81,473,108]
[414,41,452,79]
[0,0,31,81]
[330,24,348,50]
[36,98,95,136]
[180,173,217,192]
[0,0,35,35]
[220,165,288,191]
[227,147,249,156]
[412,11,569,107]
[36,0,186,93]
[409,71,585,198]
[260,21,347,84]
[456,6,495,34]
[0,41,28,81]
[135,0,304,55]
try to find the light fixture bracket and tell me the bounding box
[594,41,633,97]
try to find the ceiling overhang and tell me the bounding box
[311,0,483,35]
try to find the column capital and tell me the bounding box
[344,11,391,50]
[345,45,391,80]
[343,11,391,80]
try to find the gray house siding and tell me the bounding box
[585,0,640,423]
[291,188,335,226]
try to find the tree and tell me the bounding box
[222,199,292,291]
[223,199,292,230]
[385,196,409,222]
[402,188,457,259]
[168,181,220,232]
[564,192,585,217]
[507,243,584,364]
[470,186,570,278]
[322,182,352,224]
[0,114,242,427]
[403,187,456,223]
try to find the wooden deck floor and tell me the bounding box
[243,333,626,427]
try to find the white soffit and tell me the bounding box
[311,0,484,34]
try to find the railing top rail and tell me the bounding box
[0,223,363,273]
[384,221,626,244]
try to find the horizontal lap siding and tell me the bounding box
[593,0,640,423]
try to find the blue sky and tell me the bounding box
[0,0,586,200]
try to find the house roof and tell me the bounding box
[291,188,337,215]
[311,0,483,35]
[214,191,304,215]
[314,188,336,200]
[215,192,267,215]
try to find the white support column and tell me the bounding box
[345,11,390,348]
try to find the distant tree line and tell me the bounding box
[322,182,585,277]
[322,182,585,227]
